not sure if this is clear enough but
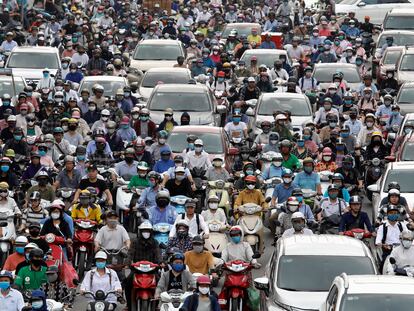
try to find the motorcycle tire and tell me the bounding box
[77,251,87,280]
[230,297,239,311]
[137,298,149,311]
[0,251,7,268]
[367,190,373,202]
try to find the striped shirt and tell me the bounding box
[22,206,49,225]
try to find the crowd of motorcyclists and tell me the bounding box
[0,0,413,310]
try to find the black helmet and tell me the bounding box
[174,155,184,163]
[29,248,44,259]
[387,181,400,191]
[147,171,161,182]
[292,188,303,196]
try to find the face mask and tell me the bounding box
[329,122,337,128]
[293,222,305,231]
[96,262,106,269]
[172,263,184,272]
[283,177,292,184]
[366,121,374,128]
[193,245,204,253]
[132,113,139,120]
[246,170,254,176]
[402,240,412,249]
[324,104,332,110]
[149,180,156,188]
[0,165,9,173]
[199,286,210,295]
[304,166,313,174]
[296,196,303,203]
[233,117,241,123]
[39,150,47,157]
[346,52,353,57]
[303,135,311,140]
[177,229,188,238]
[77,155,85,161]
[176,175,185,181]
[384,100,391,106]
[101,116,109,122]
[209,203,218,210]
[364,94,371,99]
[231,236,241,244]
[272,161,282,167]
[43,73,49,78]
[313,32,319,37]
[213,160,222,167]
[31,259,42,267]
[323,156,331,162]
[165,116,173,121]
[387,214,399,221]
[328,192,338,199]
[247,184,255,190]
[140,115,149,121]
[350,113,357,119]
[89,105,96,111]
[270,139,278,145]
[51,212,60,220]
[47,273,58,283]
[16,246,25,254]
[108,220,118,227]
[14,135,22,141]
[121,124,129,129]
[0,281,10,290]
[392,111,399,116]
[0,191,8,198]
[142,232,151,239]
[195,147,203,153]
[158,138,166,145]
[329,90,336,95]
[2,101,10,106]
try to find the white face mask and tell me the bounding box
[199,286,210,295]
[51,212,60,220]
[288,205,298,212]
[247,184,255,190]
[402,240,413,249]
[209,203,218,210]
[272,161,282,167]
[142,232,151,239]
[158,138,166,144]
[195,147,203,153]
[323,156,331,162]
[366,121,374,128]
[101,116,109,122]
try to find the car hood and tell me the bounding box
[10,68,58,82]
[150,110,215,125]
[138,86,154,100]
[255,115,313,134]
[130,59,176,72]
[276,288,327,310]
[398,71,414,84]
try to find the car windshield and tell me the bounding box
[401,143,414,161]
[258,97,311,116]
[133,44,182,60]
[338,0,358,4]
[383,50,402,65]
[384,16,414,30]
[142,72,190,88]
[222,25,261,38]
[378,34,414,48]
[399,55,414,71]
[0,78,25,97]
[81,80,126,97]
[241,53,286,69]
[7,52,59,69]
[277,255,375,291]
[149,91,211,112]
[340,294,414,310]
[397,87,414,103]
[313,67,361,83]
[384,169,414,193]
[168,132,223,154]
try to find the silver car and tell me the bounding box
[312,63,361,91]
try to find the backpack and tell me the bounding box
[90,269,113,289]
[182,213,201,234]
[381,222,404,245]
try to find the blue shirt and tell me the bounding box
[148,204,177,225]
[153,159,175,174]
[323,187,350,203]
[299,203,315,222]
[116,127,137,142]
[138,186,158,208]
[293,171,320,191]
[272,183,295,203]
[262,165,283,179]
[86,141,113,158]
[339,211,373,232]
[260,41,276,49]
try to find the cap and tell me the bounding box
[120,116,130,124]
[175,166,185,173]
[247,77,255,82]
[95,251,108,260]
[7,115,16,122]
[4,149,15,158]
[164,107,173,115]
[194,139,203,146]
[185,199,197,208]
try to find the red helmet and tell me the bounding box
[197,275,211,285]
[244,175,257,183]
[322,147,332,156]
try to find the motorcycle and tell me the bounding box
[128,187,147,233]
[191,167,207,213]
[84,290,119,311]
[73,219,97,280]
[218,260,253,311]
[114,176,134,225]
[343,228,372,247]
[237,203,264,255]
[57,187,75,210]
[159,289,192,311]
[262,176,282,200]
[0,210,16,267]
[130,261,158,311]
[205,220,228,258]
[100,246,129,280]
[364,158,385,201]
[207,180,232,217]
[153,223,172,255]
[170,195,190,215]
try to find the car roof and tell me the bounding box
[388,8,414,15]
[385,46,406,51]
[144,67,190,73]
[379,30,414,37]
[344,275,414,294]
[404,112,414,120]
[403,47,414,54]
[261,92,306,100]
[81,76,126,82]
[170,125,222,134]
[138,39,181,46]
[11,46,59,53]
[153,83,209,93]
[223,22,261,28]
[242,49,286,55]
[0,75,24,80]
[280,235,369,256]
[314,63,357,69]
[389,161,414,169]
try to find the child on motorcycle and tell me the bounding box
[71,189,102,224]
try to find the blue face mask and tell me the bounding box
[231,236,241,244]
[43,73,49,78]
[124,92,130,97]
[2,101,10,106]
[14,135,22,141]
[233,117,241,123]
[121,124,129,129]
[62,63,69,69]
[356,61,362,66]
[245,170,254,176]
[340,132,349,138]
[296,196,303,203]
[303,135,311,141]
[218,78,225,83]
[328,192,338,199]
[77,155,85,161]
[172,263,184,272]
[16,246,24,254]
[388,214,399,221]
[0,281,10,290]
[96,262,106,269]
[149,180,156,187]
[188,143,195,150]
[392,111,399,116]
[39,150,46,157]
[0,165,9,173]
[297,141,305,147]
[31,300,44,309]
[344,99,353,105]
[304,166,313,174]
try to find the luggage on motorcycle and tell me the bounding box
[247,286,260,311]
[60,261,79,288]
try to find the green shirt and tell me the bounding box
[128,176,150,189]
[282,154,301,171]
[15,266,48,290]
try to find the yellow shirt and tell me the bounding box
[247,34,262,45]
[234,189,267,211]
[71,204,102,223]
[184,250,215,274]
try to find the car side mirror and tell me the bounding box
[216,104,227,113]
[357,1,366,6]
[254,277,269,296]
[367,184,379,193]
[227,147,239,155]
[246,107,255,117]
[385,155,396,162]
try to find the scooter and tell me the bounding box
[218,260,253,311]
[130,261,158,311]
[170,195,190,215]
[207,180,231,216]
[153,223,172,255]
[204,220,228,258]
[0,210,15,268]
[73,219,97,280]
[84,290,119,311]
[364,158,385,201]
[159,289,192,311]
[237,203,263,254]
[115,177,134,225]
[263,176,282,200]
[318,170,332,195]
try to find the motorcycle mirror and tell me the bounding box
[252,252,261,259]
[0,222,7,228]
[389,257,396,265]
[73,278,79,286]
[265,197,272,203]
[313,207,322,215]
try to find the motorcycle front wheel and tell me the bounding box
[77,251,87,280]
[230,297,240,311]
[137,298,149,311]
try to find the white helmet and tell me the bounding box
[15,236,28,244]
[291,212,306,221]
[95,251,108,260]
[176,219,189,229]
[138,221,153,231]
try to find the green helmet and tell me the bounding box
[137,161,149,171]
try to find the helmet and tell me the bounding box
[64,155,75,163]
[388,188,400,197]
[208,194,219,202]
[79,189,90,198]
[387,181,400,191]
[327,184,340,191]
[29,248,44,259]
[192,235,204,245]
[95,251,108,260]
[15,236,28,244]
[147,171,161,182]
[244,175,257,183]
[387,204,399,213]
[342,155,354,164]
[303,157,314,165]
[229,226,242,236]
[291,211,305,221]
[175,219,189,229]
[286,197,299,206]
[322,147,332,155]
[197,275,211,285]
[156,189,170,201]
[401,231,414,241]
[170,252,185,262]
[137,161,149,171]
[279,139,291,148]
[292,188,303,196]
[158,130,169,139]
[138,220,153,231]
[349,196,361,204]
[187,134,198,143]
[331,173,344,181]
[282,168,293,176]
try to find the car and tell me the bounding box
[368,161,414,221]
[253,235,377,311]
[312,63,361,91]
[335,0,414,25]
[78,76,129,97]
[397,113,414,138]
[146,84,225,126]
[373,30,414,61]
[4,46,61,86]
[383,8,414,31]
[395,82,414,115]
[396,47,414,85]
[396,132,414,161]
[376,46,405,84]
[320,274,414,310]
[167,125,233,170]
[0,72,27,97]
[248,92,313,135]
[130,39,186,72]
[138,67,192,101]
[239,49,289,71]
[221,23,262,41]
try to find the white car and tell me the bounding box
[138,67,191,101]
[368,161,414,221]
[130,39,186,72]
[383,8,414,31]
[396,47,414,85]
[312,63,361,91]
[5,46,61,86]
[254,235,377,311]
[248,92,313,135]
[78,76,129,97]
[239,49,290,70]
[335,0,414,25]
[320,274,414,310]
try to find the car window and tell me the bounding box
[363,0,379,5]
[397,86,414,102]
[399,54,414,71]
[0,78,26,97]
[7,52,59,69]
[168,132,224,154]
[340,294,414,310]
[313,66,361,83]
[385,16,414,30]
[81,80,126,97]
[148,91,211,112]
[258,97,311,116]
[222,25,262,38]
[141,72,190,88]
[339,0,359,4]
[327,285,339,306]
[241,53,287,69]
[383,50,402,64]
[133,44,182,60]
[384,169,414,192]
[401,143,414,160]
[378,34,414,48]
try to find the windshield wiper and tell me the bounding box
[279,287,299,291]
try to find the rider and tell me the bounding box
[324,173,350,202]
[377,188,409,224]
[261,153,284,180]
[138,171,162,208]
[128,161,150,189]
[387,231,414,274]
[148,190,177,225]
[167,219,194,253]
[169,199,209,238]
[293,157,322,196]
[282,212,314,237]
[181,275,221,311]
[184,236,215,275]
[185,139,211,171]
[380,182,409,208]
[318,184,348,231]
[222,226,260,267]
[279,140,301,171]
[316,147,337,172]
[15,248,48,291]
[201,195,228,225]
[71,189,102,223]
[94,210,131,252]
[292,188,316,224]
[165,166,194,197]
[339,196,373,234]
[205,156,230,181]
[3,236,28,272]
[270,168,295,206]
[0,270,24,311]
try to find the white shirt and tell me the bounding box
[320,198,346,217]
[169,213,209,238]
[0,288,24,311]
[80,268,122,303]
[224,121,247,138]
[376,221,408,246]
[282,228,314,237]
[390,244,414,268]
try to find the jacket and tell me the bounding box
[155,269,195,296]
[134,120,157,138]
[221,225,254,263]
[129,234,161,264]
[181,293,221,311]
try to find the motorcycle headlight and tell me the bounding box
[95,302,106,311]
